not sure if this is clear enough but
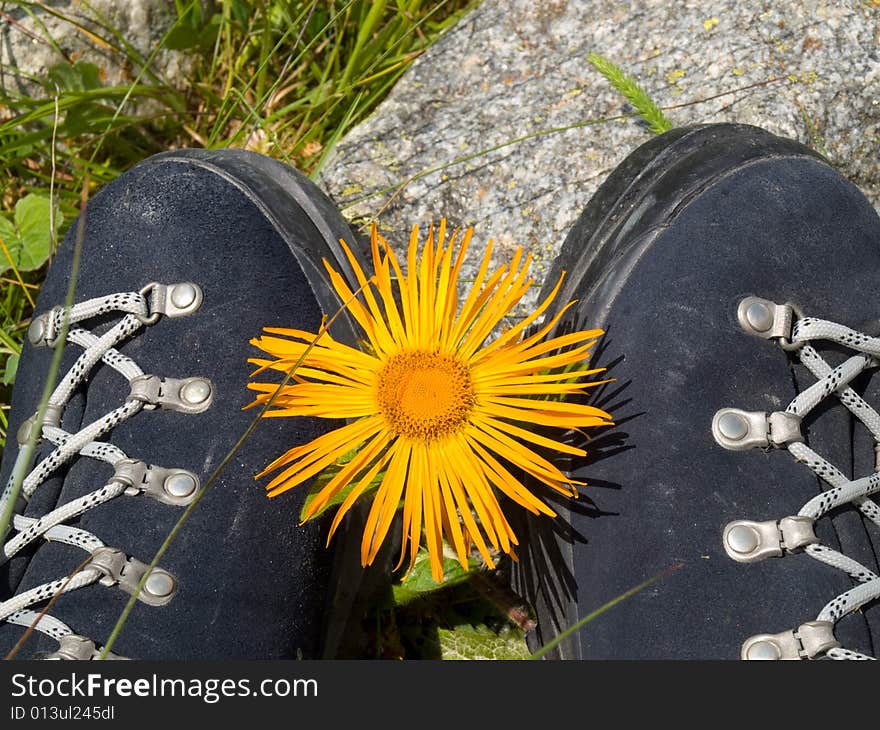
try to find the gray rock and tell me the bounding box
[320,0,880,318]
[0,1,189,94]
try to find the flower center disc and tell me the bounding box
[377,351,475,441]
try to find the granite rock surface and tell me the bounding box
[0,1,189,94]
[320,0,880,316]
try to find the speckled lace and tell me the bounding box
[0,284,209,659]
[720,307,880,660]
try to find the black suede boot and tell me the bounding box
[0,149,362,659]
[514,123,880,660]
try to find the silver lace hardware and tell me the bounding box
[719,301,880,661]
[723,516,818,563]
[43,634,127,661]
[711,408,802,450]
[26,313,48,346]
[2,284,214,654]
[88,547,177,607]
[741,620,840,660]
[128,374,214,413]
[27,305,66,347]
[111,458,200,506]
[737,297,805,351]
[137,282,204,324]
[16,405,64,446]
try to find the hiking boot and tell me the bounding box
[513,123,880,660]
[0,149,363,659]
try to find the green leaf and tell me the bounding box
[42,62,113,137]
[587,51,673,135]
[438,623,531,660]
[195,13,223,50]
[0,217,16,273]
[14,195,59,271]
[307,7,331,37]
[299,447,385,521]
[2,353,19,386]
[175,0,202,26]
[392,548,478,605]
[46,61,103,93]
[0,194,61,275]
[64,103,112,137]
[77,63,103,91]
[231,0,252,27]
[162,24,201,50]
[165,6,222,50]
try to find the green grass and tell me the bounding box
[0,0,475,450]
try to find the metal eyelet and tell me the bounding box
[128,375,214,413]
[723,516,818,563]
[711,408,802,450]
[89,547,177,607]
[736,297,805,351]
[742,621,839,660]
[137,281,204,325]
[43,634,127,661]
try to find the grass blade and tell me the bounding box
[527,562,683,660]
[0,174,88,544]
[587,51,673,135]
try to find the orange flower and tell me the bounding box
[247,222,612,580]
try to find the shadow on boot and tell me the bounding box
[513,123,880,660]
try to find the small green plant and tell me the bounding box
[0,194,63,278]
[587,51,673,135]
[0,193,63,390]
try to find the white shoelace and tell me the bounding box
[0,283,211,660]
[715,299,880,660]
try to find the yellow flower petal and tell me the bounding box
[248,220,611,580]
